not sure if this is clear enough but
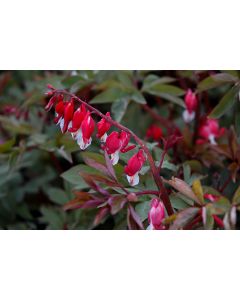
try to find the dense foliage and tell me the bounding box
[0,70,240,229]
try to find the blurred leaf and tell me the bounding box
[40,206,65,229]
[170,207,199,229]
[170,193,194,210]
[0,116,34,135]
[127,205,144,230]
[91,87,128,104]
[202,206,214,230]
[108,196,127,215]
[198,73,237,92]
[192,179,204,204]
[130,90,146,104]
[143,82,185,107]
[111,97,130,122]
[209,86,238,118]
[142,75,176,90]
[135,201,150,222]
[232,186,240,204]
[166,177,201,204]
[0,138,15,153]
[45,187,69,205]
[61,164,98,188]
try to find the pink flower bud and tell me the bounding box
[183,89,198,123]
[97,112,111,142]
[198,118,225,145]
[47,84,55,90]
[148,198,165,230]
[124,149,146,186]
[45,95,57,111]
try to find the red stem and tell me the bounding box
[55,89,174,215]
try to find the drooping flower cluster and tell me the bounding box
[45,87,146,186]
[183,89,198,123]
[148,198,165,230]
[197,118,225,145]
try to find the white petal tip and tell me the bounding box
[183,110,195,123]
[126,173,139,186]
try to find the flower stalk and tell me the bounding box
[54,89,174,216]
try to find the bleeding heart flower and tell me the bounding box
[75,111,95,150]
[183,89,198,123]
[61,99,75,133]
[124,149,146,186]
[97,112,111,142]
[54,99,66,129]
[198,118,225,145]
[148,198,165,230]
[146,124,163,141]
[68,104,87,134]
[105,131,135,165]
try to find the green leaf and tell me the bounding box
[170,193,193,210]
[130,90,146,104]
[232,186,240,204]
[209,86,238,118]
[45,187,69,205]
[157,93,185,107]
[111,98,130,122]
[142,75,176,90]
[143,83,185,96]
[170,207,199,229]
[197,73,237,92]
[0,138,15,153]
[40,207,65,229]
[61,164,98,188]
[91,87,128,104]
[135,201,151,222]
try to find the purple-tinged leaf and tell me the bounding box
[127,205,144,230]
[104,150,117,180]
[108,196,127,215]
[170,207,199,230]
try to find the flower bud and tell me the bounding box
[148,199,165,230]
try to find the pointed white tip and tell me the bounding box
[209,134,217,145]
[110,151,120,165]
[127,173,139,186]
[183,110,195,123]
[100,133,108,143]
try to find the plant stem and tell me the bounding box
[56,89,174,215]
[157,147,167,173]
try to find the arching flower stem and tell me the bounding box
[55,89,174,216]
